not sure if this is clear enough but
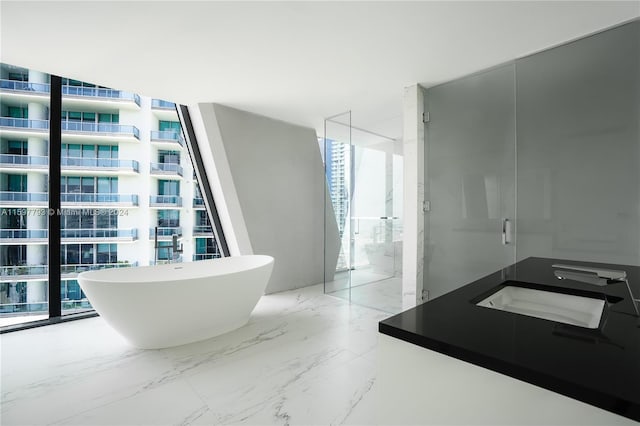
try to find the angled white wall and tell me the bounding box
[193,103,340,293]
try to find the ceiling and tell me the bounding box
[1,1,639,139]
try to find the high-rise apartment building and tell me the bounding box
[0,63,221,325]
[326,140,350,238]
[324,139,351,271]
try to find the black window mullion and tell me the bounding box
[48,75,62,318]
[176,105,230,257]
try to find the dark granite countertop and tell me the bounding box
[379,257,640,422]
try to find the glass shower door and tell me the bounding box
[323,112,404,313]
[424,64,516,300]
[349,138,403,313]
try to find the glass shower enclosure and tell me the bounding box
[323,111,403,313]
[423,20,640,301]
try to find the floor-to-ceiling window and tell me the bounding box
[0,64,50,325]
[0,63,226,328]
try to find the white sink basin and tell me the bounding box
[476,285,604,329]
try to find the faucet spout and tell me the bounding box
[553,263,639,317]
[552,264,626,280]
[553,270,608,286]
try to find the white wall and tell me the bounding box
[196,103,339,294]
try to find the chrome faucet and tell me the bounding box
[553,263,639,317]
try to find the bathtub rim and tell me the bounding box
[77,254,274,284]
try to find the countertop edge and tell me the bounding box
[378,321,640,422]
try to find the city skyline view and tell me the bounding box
[0,63,222,326]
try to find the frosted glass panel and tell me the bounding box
[515,21,640,265]
[424,64,516,300]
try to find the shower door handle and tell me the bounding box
[502,218,512,245]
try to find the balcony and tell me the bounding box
[62,157,139,174]
[0,265,47,281]
[61,228,138,242]
[0,154,48,171]
[0,118,49,138]
[0,155,139,174]
[150,162,183,177]
[62,122,140,140]
[0,79,49,93]
[0,118,140,141]
[193,197,205,208]
[150,227,182,240]
[0,192,140,207]
[61,193,139,206]
[0,229,47,243]
[0,262,138,282]
[0,80,141,108]
[193,225,213,236]
[0,301,48,317]
[193,253,220,261]
[149,195,182,208]
[150,130,183,146]
[150,258,183,266]
[61,262,138,275]
[151,99,176,110]
[0,79,49,98]
[0,228,137,243]
[62,86,141,107]
[0,191,48,206]
[151,99,179,121]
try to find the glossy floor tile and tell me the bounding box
[330,278,403,314]
[325,268,403,315]
[1,284,390,426]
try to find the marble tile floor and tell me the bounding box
[325,270,393,294]
[328,278,403,315]
[1,284,391,426]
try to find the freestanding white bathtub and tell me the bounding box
[78,255,274,349]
